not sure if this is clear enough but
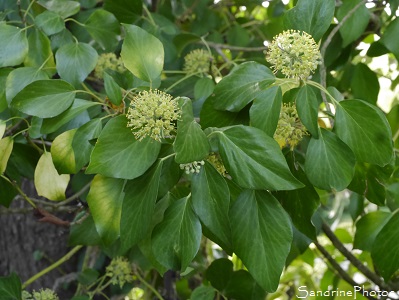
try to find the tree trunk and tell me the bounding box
[0,180,78,298]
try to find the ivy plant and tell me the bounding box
[1,0,399,299]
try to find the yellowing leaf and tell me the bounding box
[34,152,70,201]
[0,137,13,174]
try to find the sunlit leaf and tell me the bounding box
[121,25,164,83]
[34,152,70,201]
[12,80,75,118]
[87,175,125,246]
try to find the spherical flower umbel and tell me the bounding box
[126,89,180,142]
[94,53,125,79]
[274,103,308,149]
[183,49,213,75]
[105,256,133,288]
[180,160,205,174]
[266,30,322,80]
[22,289,59,300]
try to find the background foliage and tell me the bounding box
[1,0,399,299]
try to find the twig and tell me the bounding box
[203,41,268,52]
[0,205,77,215]
[55,181,92,207]
[321,222,392,291]
[22,245,83,289]
[134,266,164,300]
[314,240,377,300]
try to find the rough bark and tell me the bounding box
[0,180,78,298]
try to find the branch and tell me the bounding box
[22,245,83,289]
[314,240,378,300]
[322,223,392,291]
[204,41,268,52]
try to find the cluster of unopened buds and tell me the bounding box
[274,103,308,149]
[207,153,227,176]
[180,160,205,174]
[105,256,133,288]
[22,289,59,300]
[126,89,180,142]
[266,30,322,80]
[94,52,126,79]
[183,49,216,76]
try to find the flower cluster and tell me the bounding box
[22,289,59,300]
[105,256,133,288]
[180,160,205,174]
[183,49,213,75]
[274,103,308,149]
[266,30,321,80]
[94,53,125,79]
[207,153,227,176]
[126,89,180,142]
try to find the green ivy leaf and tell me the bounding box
[34,152,70,201]
[283,0,335,42]
[11,79,75,118]
[151,195,202,271]
[350,63,380,105]
[380,17,399,61]
[354,211,391,252]
[275,156,319,240]
[335,100,393,166]
[0,120,5,139]
[120,162,162,251]
[69,214,101,246]
[85,9,120,51]
[103,72,122,106]
[200,97,247,129]
[121,24,164,83]
[35,10,65,36]
[72,118,103,171]
[0,176,17,208]
[104,0,142,23]
[6,143,40,182]
[24,29,56,77]
[55,42,98,87]
[372,210,399,281]
[213,62,275,112]
[51,129,77,174]
[0,137,13,174]
[5,67,49,105]
[77,268,100,286]
[206,258,234,291]
[173,33,201,54]
[212,125,303,190]
[41,99,97,134]
[86,115,161,179]
[296,85,319,138]
[0,24,28,67]
[37,0,80,19]
[0,68,12,112]
[305,128,355,191]
[87,175,125,246]
[250,86,282,137]
[230,190,292,292]
[224,270,267,300]
[337,0,370,47]
[174,97,210,163]
[192,162,232,251]
[0,273,21,300]
[191,286,216,300]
